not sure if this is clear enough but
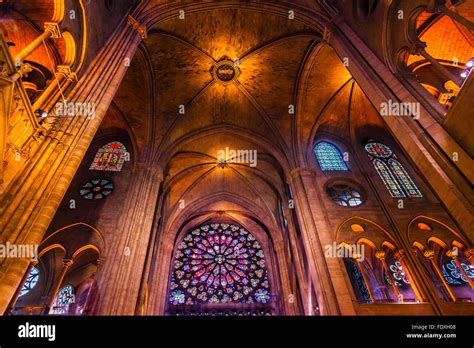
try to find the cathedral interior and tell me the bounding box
[0,0,473,317]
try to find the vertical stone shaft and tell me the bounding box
[97,164,162,315]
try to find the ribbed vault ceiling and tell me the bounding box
[111,6,384,234]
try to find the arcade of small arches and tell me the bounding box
[8,137,473,316]
[0,0,472,316]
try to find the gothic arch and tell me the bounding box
[40,222,105,258]
[147,192,294,315]
[408,215,471,251]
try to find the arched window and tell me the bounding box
[51,285,75,315]
[365,141,422,198]
[442,260,474,285]
[314,141,348,171]
[384,261,410,287]
[89,141,127,171]
[343,259,372,304]
[19,267,40,297]
[279,199,288,227]
[168,223,272,314]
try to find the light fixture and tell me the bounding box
[460,58,474,79]
[34,109,48,118]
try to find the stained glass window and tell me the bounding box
[345,260,372,304]
[385,261,410,287]
[79,178,114,200]
[89,141,127,171]
[388,159,422,197]
[326,183,363,207]
[168,223,271,306]
[365,141,422,198]
[314,142,348,171]
[19,267,39,297]
[51,285,75,314]
[280,199,288,227]
[373,159,405,197]
[442,260,474,285]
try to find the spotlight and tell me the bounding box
[466,58,474,68]
[34,109,48,118]
[460,70,470,78]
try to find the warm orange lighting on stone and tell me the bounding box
[350,224,365,233]
[417,223,432,231]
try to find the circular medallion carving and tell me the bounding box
[211,59,240,85]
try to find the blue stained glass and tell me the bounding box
[19,267,40,297]
[326,184,363,207]
[442,260,474,285]
[314,142,348,171]
[385,261,410,286]
[346,260,372,304]
[168,223,271,306]
[365,142,422,198]
[51,285,75,314]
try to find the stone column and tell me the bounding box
[286,218,311,314]
[394,249,424,302]
[96,163,163,315]
[375,251,401,302]
[353,254,375,303]
[423,250,457,302]
[428,2,474,31]
[148,238,174,315]
[15,22,61,62]
[0,16,144,314]
[5,259,38,314]
[31,65,78,112]
[273,242,297,315]
[287,167,355,315]
[330,22,473,236]
[409,42,464,87]
[44,258,74,314]
[465,249,474,264]
[446,249,474,289]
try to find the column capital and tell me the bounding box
[375,251,386,260]
[322,26,331,43]
[408,41,427,55]
[14,62,33,79]
[423,249,435,260]
[44,22,61,39]
[465,248,474,259]
[394,249,406,259]
[287,167,318,182]
[56,65,77,81]
[446,248,459,258]
[96,258,104,268]
[62,258,74,268]
[127,16,147,39]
